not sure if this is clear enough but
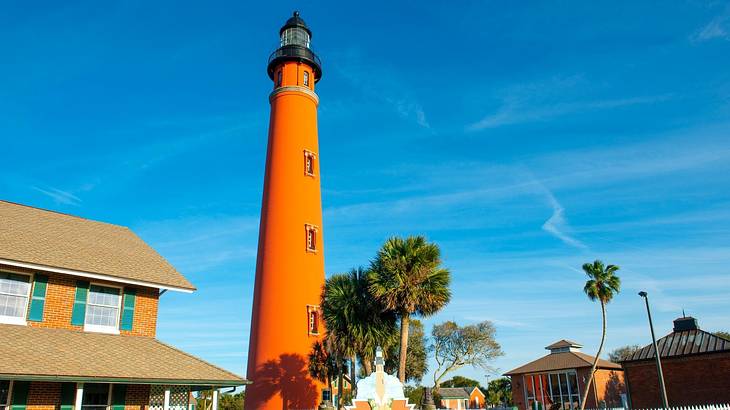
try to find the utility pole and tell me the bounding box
[639,291,669,408]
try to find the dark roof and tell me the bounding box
[439,387,471,399]
[505,351,621,375]
[546,339,583,350]
[623,328,730,363]
[0,324,247,386]
[280,11,311,36]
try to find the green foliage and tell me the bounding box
[608,345,641,362]
[385,319,428,383]
[582,260,621,304]
[431,320,503,388]
[441,375,482,389]
[486,378,512,406]
[368,236,452,317]
[196,391,244,410]
[715,331,730,341]
[321,267,398,376]
[369,235,451,381]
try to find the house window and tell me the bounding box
[525,372,580,410]
[85,284,121,333]
[82,384,110,410]
[304,150,316,176]
[305,224,318,252]
[0,272,31,325]
[1,381,10,410]
[303,71,310,87]
[277,70,282,87]
[307,305,320,335]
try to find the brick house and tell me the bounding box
[621,316,730,408]
[505,340,625,410]
[0,201,247,410]
[439,387,485,409]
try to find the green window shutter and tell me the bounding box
[27,274,49,322]
[11,381,30,410]
[111,384,127,410]
[59,383,76,410]
[71,281,90,326]
[120,288,136,331]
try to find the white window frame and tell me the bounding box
[83,282,123,335]
[303,150,316,177]
[307,304,321,336]
[80,383,112,410]
[0,271,33,326]
[303,71,310,87]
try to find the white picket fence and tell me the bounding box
[586,405,730,410]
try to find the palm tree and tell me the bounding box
[369,236,452,383]
[321,268,398,396]
[579,260,621,410]
[308,340,337,396]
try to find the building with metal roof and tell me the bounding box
[621,316,730,408]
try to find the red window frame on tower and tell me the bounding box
[304,150,316,176]
[305,224,318,253]
[307,305,320,335]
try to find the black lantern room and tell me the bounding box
[267,12,322,82]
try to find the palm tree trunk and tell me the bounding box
[363,357,373,375]
[580,301,607,410]
[338,370,344,409]
[350,354,357,398]
[398,312,410,383]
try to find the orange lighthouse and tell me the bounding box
[246,12,326,409]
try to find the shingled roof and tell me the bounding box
[0,324,246,386]
[439,387,473,399]
[505,340,621,376]
[0,200,194,291]
[623,317,730,363]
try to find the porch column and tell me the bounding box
[75,383,84,410]
[211,389,219,410]
[163,388,171,410]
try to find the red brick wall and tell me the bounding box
[125,384,151,410]
[0,264,158,337]
[624,352,730,408]
[27,382,61,410]
[510,375,526,410]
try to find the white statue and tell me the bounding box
[347,347,414,410]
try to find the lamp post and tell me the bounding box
[638,291,669,408]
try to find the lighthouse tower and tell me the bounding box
[246,12,325,409]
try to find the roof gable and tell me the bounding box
[0,201,194,291]
[505,351,621,375]
[439,387,471,398]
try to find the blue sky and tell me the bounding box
[2,1,730,386]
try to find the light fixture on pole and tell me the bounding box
[638,291,669,408]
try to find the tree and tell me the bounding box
[441,375,482,389]
[486,378,512,406]
[431,320,503,389]
[369,236,452,383]
[308,340,341,395]
[607,345,640,363]
[321,267,398,394]
[579,260,621,410]
[715,331,730,340]
[385,319,428,383]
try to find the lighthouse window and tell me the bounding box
[276,70,282,87]
[309,310,319,334]
[303,71,310,87]
[305,224,317,252]
[304,150,316,176]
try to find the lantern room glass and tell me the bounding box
[281,27,310,48]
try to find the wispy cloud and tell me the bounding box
[533,180,588,250]
[467,95,670,131]
[32,186,82,205]
[692,6,730,42]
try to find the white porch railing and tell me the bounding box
[585,405,730,410]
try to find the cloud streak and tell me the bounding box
[32,186,82,205]
[692,6,730,42]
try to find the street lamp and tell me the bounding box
[638,291,669,408]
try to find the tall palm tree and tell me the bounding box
[321,268,398,396]
[369,236,451,383]
[579,260,621,410]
